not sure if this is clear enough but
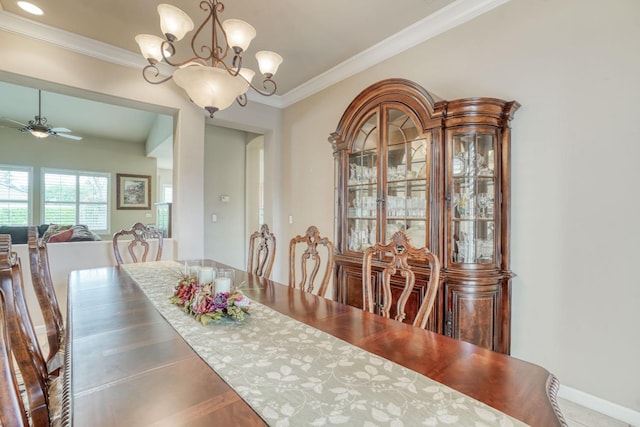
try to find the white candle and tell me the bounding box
[183,261,188,277]
[198,267,214,284]
[214,277,231,294]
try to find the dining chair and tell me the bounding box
[289,225,335,298]
[362,230,441,329]
[247,224,276,279]
[0,289,30,427]
[0,234,64,426]
[28,226,64,374]
[112,222,163,265]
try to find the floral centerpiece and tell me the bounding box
[170,276,251,325]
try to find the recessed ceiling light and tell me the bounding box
[17,1,44,16]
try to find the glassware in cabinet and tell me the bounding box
[385,107,429,246]
[450,130,497,266]
[346,112,378,253]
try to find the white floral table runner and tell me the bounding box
[123,261,528,427]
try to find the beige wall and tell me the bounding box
[1,0,639,419]
[209,101,284,276]
[279,0,640,416]
[203,125,247,269]
[156,168,173,203]
[0,126,157,236]
[245,135,264,249]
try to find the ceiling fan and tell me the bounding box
[0,90,82,140]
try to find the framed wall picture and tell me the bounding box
[116,173,151,210]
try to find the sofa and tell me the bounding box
[0,224,101,244]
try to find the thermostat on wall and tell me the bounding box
[220,195,230,203]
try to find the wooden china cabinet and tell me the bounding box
[328,79,519,354]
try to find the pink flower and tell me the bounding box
[234,295,251,309]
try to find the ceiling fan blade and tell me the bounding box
[0,117,28,127]
[50,127,72,133]
[55,132,83,141]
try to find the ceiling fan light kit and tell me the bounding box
[27,124,51,139]
[0,90,82,140]
[135,0,283,117]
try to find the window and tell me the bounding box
[42,169,109,232]
[0,165,31,225]
[162,184,173,203]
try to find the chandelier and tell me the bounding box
[135,1,283,117]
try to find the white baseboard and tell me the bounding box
[559,384,640,426]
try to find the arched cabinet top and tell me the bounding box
[328,78,519,153]
[328,79,444,153]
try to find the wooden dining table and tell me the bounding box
[63,260,565,427]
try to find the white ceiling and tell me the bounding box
[0,0,508,167]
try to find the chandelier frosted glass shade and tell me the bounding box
[135,34,169,64]
[173,66,249,115]
[221,19,256,52]
[255,51,283,77]
[158,4,194,41]
[238,68,255,88]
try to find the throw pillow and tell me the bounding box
[42,224,73,242]
[47,228,74,243]
[68,225,102,242]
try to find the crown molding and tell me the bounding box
[0,0,510,110]
[0,9,154,71]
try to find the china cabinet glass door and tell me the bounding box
[346,106,430,254]
[347,113,378,252]
[385,108,429,248]
[450,130,497,265]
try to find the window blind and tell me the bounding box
[0,166,30,225]
[43,169,109,232]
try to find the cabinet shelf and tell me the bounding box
[451,218,495,222]
[386,178,427,185]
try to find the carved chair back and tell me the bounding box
[288,225,334,298]
[0,289,30,427]
[362,230,441,329]
[28,226,64,370]
[247,224,276,279]
[0,235,52,425]
[112,222,163,265]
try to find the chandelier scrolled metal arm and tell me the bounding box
[136,0,282,117]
